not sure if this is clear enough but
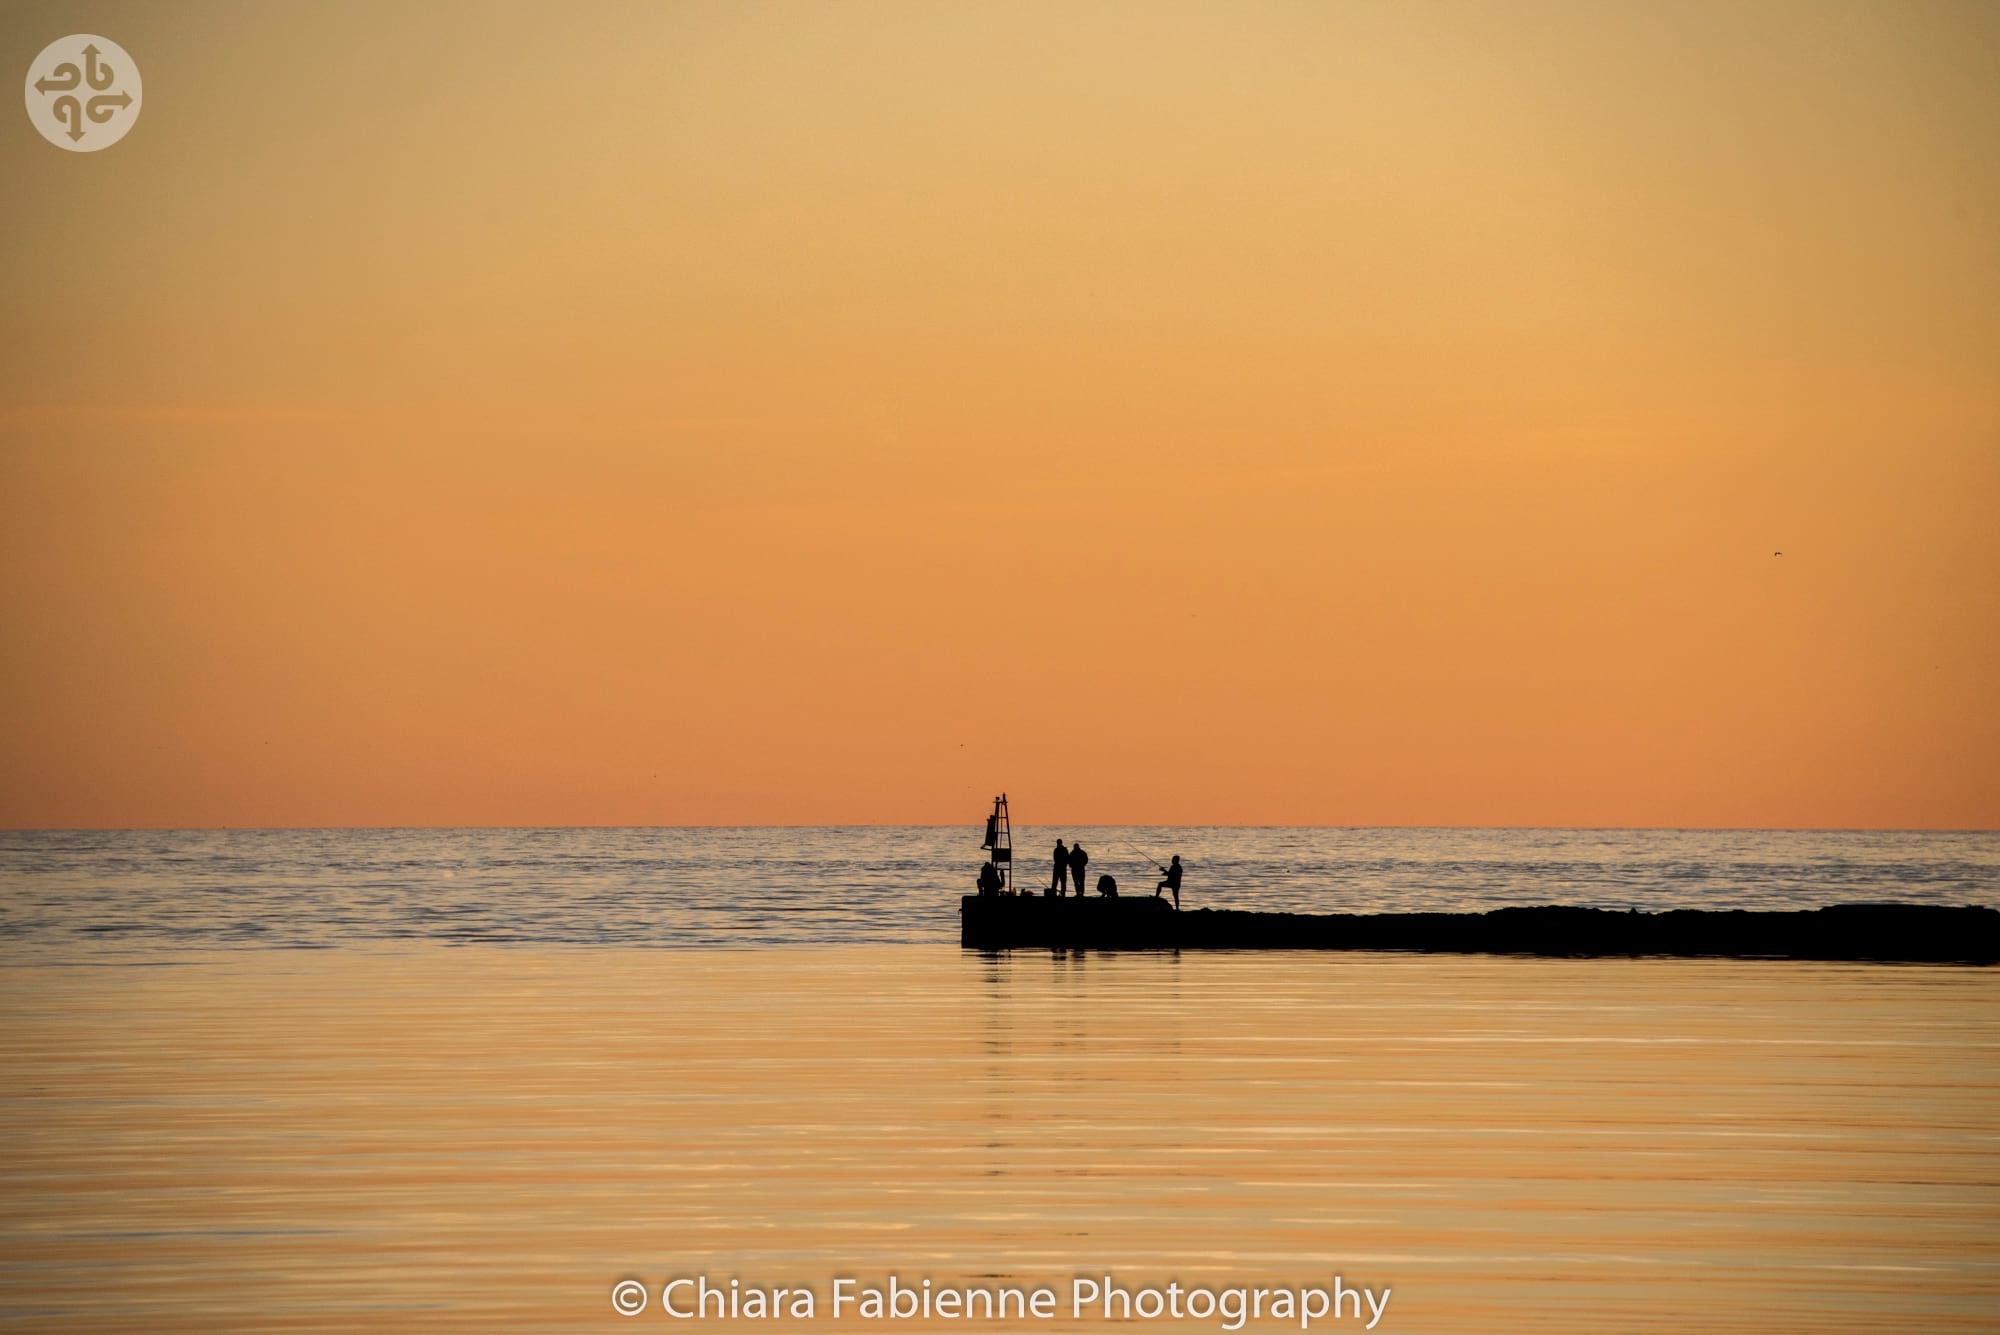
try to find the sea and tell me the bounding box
[1,825,1995,956]
[2,827,1996,1333]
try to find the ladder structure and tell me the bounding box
[981,792,1015,895]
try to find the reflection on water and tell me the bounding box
[1,948,1995,1331]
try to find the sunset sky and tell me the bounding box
[3,0,1995,828]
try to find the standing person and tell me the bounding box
[1069,841,1089,896]
[1051,839,1070,896]
[1155,854,1184,910]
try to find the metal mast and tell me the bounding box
[981,792,1014,895]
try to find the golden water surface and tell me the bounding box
[2,948,1995,1332]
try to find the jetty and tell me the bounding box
[959,895,2000,962]
[962,795,1998,963]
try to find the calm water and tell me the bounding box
[1,826,1996,956]
[2,831,1996,1331]
[1,948,1995,1333]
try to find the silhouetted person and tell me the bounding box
[976,860,1003,898]
[1097,873,1118,897]
[1068,842,1089,898]
[1155,854,1183,910]
[1052,839,1070,896]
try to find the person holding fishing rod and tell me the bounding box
[1128,846,1184,910]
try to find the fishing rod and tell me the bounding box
[1124,844,1169,874]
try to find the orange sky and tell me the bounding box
[3,0,1996,828]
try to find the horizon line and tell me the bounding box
[3,822,1995,836]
